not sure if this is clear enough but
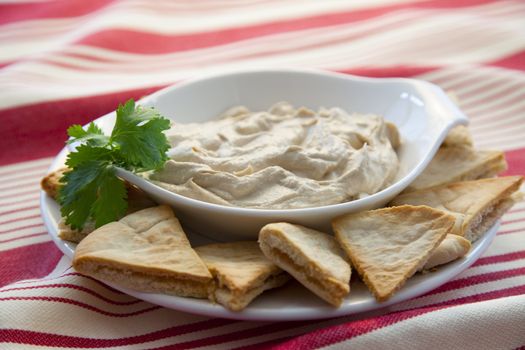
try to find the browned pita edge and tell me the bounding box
[40,167,68,199]
[46,169,157,243]
[405,147,507,192]
[442,125,473,148]
[258,223,351,307]
[332,205,454,302]
[195,241,290,311]
[73,205,212,298]
[391,176,523,242]
[420,234,471,271]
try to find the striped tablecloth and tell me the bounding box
[1,1,525,349]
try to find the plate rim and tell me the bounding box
[40,147,499,321]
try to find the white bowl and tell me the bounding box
[82,68,468,240]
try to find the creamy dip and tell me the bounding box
[149,102,400,209]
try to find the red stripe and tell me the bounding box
[0,241,62,287]
[502,148,525,177]
[473,250,525,266]
[0,283,142,306]
[0,0,116,26]
[73,0,497,54]
[0,85,164,166]
[422,267,525,297]
[489,50,525,71]
[0,296,159,317]
[463,92,525,118]
[0,319,238,347]
[260,284,525,350]
[0,231,47,244]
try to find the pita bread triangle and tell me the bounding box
[406,147,507,192]
[195,241,290,311]
[73,205,212,298]
[391,176,523,241]
[259,222,351,306]
[332,205,454,302]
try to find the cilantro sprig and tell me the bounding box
[58,99,171,230]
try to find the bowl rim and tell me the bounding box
[91,68,468,217]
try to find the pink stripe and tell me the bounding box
[0,231,47,244]
[0,204,40,217]
[465,93,525,119]
[0,223,45,235]
[0,319,238,347]
[0,283,142,306]
[474,250,525,266]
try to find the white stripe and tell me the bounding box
[502,209,525,222]
[0,233,51,252]
[0,158,52,175]
[0,199,40,216]
[0,165,49,183]
[0,178,40,192]
[0,216,43,233]
[470,113,525,132]
[0,192,40,206]
[0,207,41,224]
[2,9,524,110]
[458,77,525,108]
[498,219,525,233]
[325,295,525,350]
[474,134,525,151]
[461,88,525,116]
[0,224,45,242]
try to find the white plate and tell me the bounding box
[41,148,498,321]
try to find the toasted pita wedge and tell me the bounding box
[421,234,471,270]
[41,167,67,199]
[258,223,350,307]
[442,125,473,148]
[406,147,507,192]
[195,242,290,311]
[391,176,523,242]
[332,205,454,302]
[73,205,212,298]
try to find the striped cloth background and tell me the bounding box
[1,0,525,348]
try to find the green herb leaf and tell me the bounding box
[66,122,108,146]
[57,99,171,230]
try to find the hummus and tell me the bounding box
[149,102,400,209]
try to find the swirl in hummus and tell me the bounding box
[149,102,400,209]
